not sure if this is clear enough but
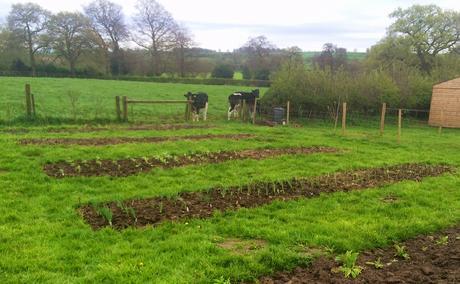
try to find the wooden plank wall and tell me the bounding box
[429,86,460,128]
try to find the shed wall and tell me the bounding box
[429,85,460,128]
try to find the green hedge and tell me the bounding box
[0,71,271,87]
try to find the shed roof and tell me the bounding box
[434,77,460,89]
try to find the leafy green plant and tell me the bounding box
[212,276,231,284]
[335,250,363,278]
[365,257,384,269]
[436,236,448,246]
[96,205,113,227]
[394,244,410,260]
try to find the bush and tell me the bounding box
[262,60,430,115]
[211,64,234,79]
[242,65,252,80]
[254,69,271,80]
[10,59,30,72]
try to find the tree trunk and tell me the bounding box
[69,60,76,77]
[27,36,36,77]
[179,46,185,77]
[416,50,432,75]
[113,45,122,76]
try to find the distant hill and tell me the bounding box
[302,51,367,61]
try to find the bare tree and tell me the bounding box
[172,24,193,77]
[132,0,177,76]
[239,36,277,79]
[48,12,92,75]
[84,0,128,75]
[7,3,50,76]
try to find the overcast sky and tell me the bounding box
[1,0,460,51]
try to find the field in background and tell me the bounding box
[302,51,367,61]
[0,77,267,124]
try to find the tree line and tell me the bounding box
[262,4,460,113]
[0,0,303,80]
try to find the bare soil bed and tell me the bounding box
[79,163,453,230]
[1,124,213,134]
[20,133,253,146]
[47,124,213,133]
[44,146,337,178]
[259,225,460,283]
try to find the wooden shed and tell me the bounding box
[428,77,460,128]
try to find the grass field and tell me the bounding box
[303,51,367,62]
[0,77,459,283]
[0,77,267,124]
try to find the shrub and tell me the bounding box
[211,64,235,79]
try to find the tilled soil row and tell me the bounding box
[2,124,213,134]
[44,146,337,178]
[79,163,453,230]
[260,225,460,283]
[20,133,254,146]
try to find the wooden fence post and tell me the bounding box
[115,96,121,121]
[242,100,247,122]
[397,109,402,143]
[252,98,258,124]
[185,101,192,121]
[31,93,36,116]
[122,96,128,122]
[25,84,32,117]
[286,101,290,125]
[380,103,386,135]
[341,102,347,135]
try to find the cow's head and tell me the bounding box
[184,92,194,100]
[252,89,260,98]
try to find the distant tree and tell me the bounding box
[0,25,28,70]
[313,43,347,72]
[171,24,194,77]
[48,12,92,75]
[211,64,234,78]
[236,35,278,79]
[241,65,251,79]
[84,0,128,75]
[7,3,50,76]
[10,58,30,72]
[389,4,460,74]
[365,35,417,71]
[132,0,177,76]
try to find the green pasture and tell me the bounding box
[0,77,267,124]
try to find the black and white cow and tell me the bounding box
[228,89,260,120]
[184,92,209,121]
